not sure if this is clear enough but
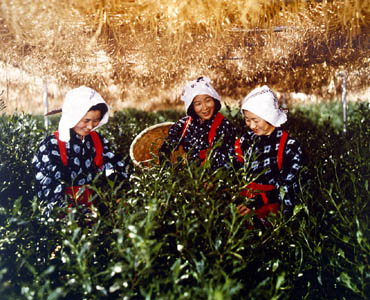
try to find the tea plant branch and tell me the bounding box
[324,184,350,225]
[224,205,249,250]
[43,81,49,131]
[261,204,306,246]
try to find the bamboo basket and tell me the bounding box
[130,122,186,168]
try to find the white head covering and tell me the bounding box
[241,85,287,127]
[58,86,110,142]
[180,76,221,114]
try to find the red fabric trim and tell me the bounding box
[208,112,224,146]
[246,182,275,192]
[260,192,269,205]
[90,131,103,169]
[199,113,224,165]
[255,203,279,219]
[180,116,192,141]
[277,130,288,171]
[65,186,92,207]
[245,182,275,193]
[198,149,208,162]
[54,131,68,166]
[54,130,103,169]
[240,182,275,203]
[240,189,254,198]
[235,138,244,163]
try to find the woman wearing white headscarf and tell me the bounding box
[159,76,236,169]
[234,85,307,222]
[33,86,129,217]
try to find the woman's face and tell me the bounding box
[192,94,215,121]
[73,110,101,138]
[243,110,275,136]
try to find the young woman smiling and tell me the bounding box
[33,86,129,218]
[159,76,236,169]
[234,85,308,225]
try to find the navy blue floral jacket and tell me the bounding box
[159,113,237,169]
[234,128,308,214]
[32,129,128,215]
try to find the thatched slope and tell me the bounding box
[0,0,369,114]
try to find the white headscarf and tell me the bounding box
[180,76,221,114]
[241,85,287,127]
[58,86,110,142]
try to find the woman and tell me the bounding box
[159,76,236,169]
[33,86,129,217]
[234,85,307,222]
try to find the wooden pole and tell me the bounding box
[0,90,5,111]
[338,72,347,134]
[43,81,49,131]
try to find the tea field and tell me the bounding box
[0,102,369,299]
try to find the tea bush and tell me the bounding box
[0,102,369,299]
[0,113,44,209]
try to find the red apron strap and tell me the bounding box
[65,186,92,207]
[208,112,224,146]
[180,116,192,141]
[277,130,288,171]
[246,182,276,193]
[54,131,68,166]
[199,113,224,165]
[260,193,269,205]
[54,131,103,169]
[239,131,289,219]
[90,131,103,169]
[255,203,279,219]
[240,182,275,204]
[234,137,244,163]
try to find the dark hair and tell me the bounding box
[187,98,221,118]
[89,103,108,120]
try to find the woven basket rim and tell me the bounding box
[129,122,175,167]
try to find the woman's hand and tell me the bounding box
[237,204,252,216]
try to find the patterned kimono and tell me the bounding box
[159,112,237,169]
[33,129,128,215]
[235,128,307,215]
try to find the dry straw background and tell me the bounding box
[0,0,369,115]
